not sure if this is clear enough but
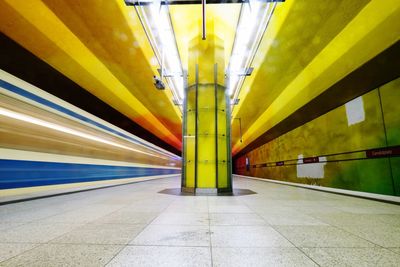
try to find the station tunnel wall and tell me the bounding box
[0,70,181,193]
[234,77,400,196]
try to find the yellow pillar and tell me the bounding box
[182,18,232,194]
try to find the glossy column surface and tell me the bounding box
[184,84,230,191]
[182,17,232,193]
[1,176,400,266]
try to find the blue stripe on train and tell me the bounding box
[0,159,180,189]
[0,79,180,160]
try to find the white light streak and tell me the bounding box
[0,107,169,159]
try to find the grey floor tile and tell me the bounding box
[212,247,317,267]
[127,199,172,212]
[0,244,122,267]
[0,208,64,223]
[207,197,242,205]
[0,243,38,262]
[94,211,158,225]
[209,204,253,213]
[210,213,266,226]
[51,223,145,245]
[340,225,400,247]
[39,210,113,224]
[388,247,400,254]
[151,212,209,225]
[174,197,208,205]
[107,245,211,267]
[309,212,400,227]
[131,225,210,246]
[302,247,400,267]
[165,204,209,213]
[0,222,82,243]
[0,222,25,231]
[211,225,293,247]
[275,226,376,248]
[291,206,342,215]
[249,206,299,215]
[260,212,327,226]
[375,214,400,227]
[335,205,400,214]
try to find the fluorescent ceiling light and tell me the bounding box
[134,0,184,101]
[228,0,276,99]
[0,107,170,159]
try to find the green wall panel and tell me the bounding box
[235,77,400,196]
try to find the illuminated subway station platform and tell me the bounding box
[1,0,400,266]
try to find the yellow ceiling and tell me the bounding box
[170,4,240,71]
[231,0,400,155]
[0,0,399,155]
[0,0,182,149]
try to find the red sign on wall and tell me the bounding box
[366,146,400,158]
[303,157,319,164]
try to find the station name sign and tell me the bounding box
[302,157,319,164]
[366,146,400,158]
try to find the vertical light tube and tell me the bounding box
[214,63,218,188]
[194,64,199,187]
[181,70,188,189]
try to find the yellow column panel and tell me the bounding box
[184,87,197,188]
[197,85,216,188]
[182,18,231,193]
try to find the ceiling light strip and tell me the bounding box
[228,1,277,103]
[134,0,184,102]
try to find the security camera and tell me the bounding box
[153,75,165,90]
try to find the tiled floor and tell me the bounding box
[1,175,400,266]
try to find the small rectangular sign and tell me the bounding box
[303,157,319,164]
[366,146,400,158]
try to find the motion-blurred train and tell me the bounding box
[0,70,181,201]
